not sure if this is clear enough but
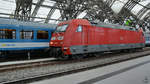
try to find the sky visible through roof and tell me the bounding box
[0,0,87,23]
[0,0,149,23]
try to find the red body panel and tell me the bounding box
[67,25,144,45]
[50,19,145,55]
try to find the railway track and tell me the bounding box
[0,58,57,72]
[1,48,150,84]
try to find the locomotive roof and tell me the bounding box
[58,19,91,26]
[0,18,57,29]
[65,19,136,31]
[91,22,136,31]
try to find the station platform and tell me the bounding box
[0,58,55,66]
[30,55,150,84]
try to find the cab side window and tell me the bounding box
[76,25,82,32]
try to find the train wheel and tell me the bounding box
[71,54,84,60]
[130,48,138,53]
[136,48,143,52]
[122,49,130,53]
[0,52,8,58]
[59,55,69,60]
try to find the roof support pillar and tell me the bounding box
[31,0,45,21]
[14,0,32,21]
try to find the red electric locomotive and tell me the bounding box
[50,19,145,59]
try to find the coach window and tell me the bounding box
[37,30,48,39]
[76,25,82,32]
[20,30,33,39]
[0,29,16,39]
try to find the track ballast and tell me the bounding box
[1,48,150,84]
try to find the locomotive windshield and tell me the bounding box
[55,24,68,32]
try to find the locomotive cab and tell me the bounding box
[50,24,68,47]
[50,24,70,58]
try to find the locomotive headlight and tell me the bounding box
[50,42,54,45]
[57,36,64,40]
[51,37,56,40]
[60,42,63,44]
[63,47,68,49]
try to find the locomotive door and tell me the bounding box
[82,25,88,45]
[81,25,89,52]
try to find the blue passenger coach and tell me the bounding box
[0,18,56,56]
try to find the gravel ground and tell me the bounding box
[0,50,150,83]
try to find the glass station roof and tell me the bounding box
[0,0,149,24]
